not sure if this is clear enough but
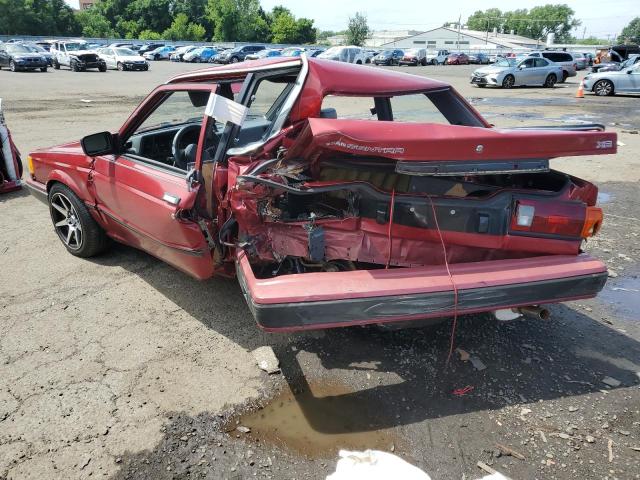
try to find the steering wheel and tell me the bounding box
[172,124,201,170]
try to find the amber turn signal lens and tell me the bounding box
[27,156,35,176]
[581,206,603,238]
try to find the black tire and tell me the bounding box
[356,60,362,64]
[53,59,60,69]
[230,56,239,63]
[71,61,79,72]
[98,64,107,72]
[421,58,427,66]
[48,183,109,258]
[593,79,614,96]
[431,59,437,65]
[365,58,371,64]
[10,60,17,72]
[544,73,557,88]
[117,62,124,71]
[561,70,568,82]
[17,154,23,178]
[477,84,486,88]
[502,74,515,88]
[40,67,47,72]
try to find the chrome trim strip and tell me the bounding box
[98,207,205,257]
[168,59,302,83]
[226,54,309,156]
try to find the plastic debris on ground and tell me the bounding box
[326,450,509,480]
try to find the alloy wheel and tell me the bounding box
[594,80,613,96]
[10,60,16,72]
[50,192,83,250]
[502,75,515,88]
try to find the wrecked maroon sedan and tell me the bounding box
[26,57,615,331]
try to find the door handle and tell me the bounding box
[163,193,180,205]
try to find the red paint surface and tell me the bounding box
[26,58,614,323]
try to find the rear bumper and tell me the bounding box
[237,254,608,332]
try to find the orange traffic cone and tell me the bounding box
[575,80,584,98]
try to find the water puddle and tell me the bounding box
[599,273,640,323]
[597,192,613,204]
[229,382,398,458]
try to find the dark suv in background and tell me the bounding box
[215,45,265,64]
[138,43,165,56]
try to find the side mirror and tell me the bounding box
[81,131,116,157]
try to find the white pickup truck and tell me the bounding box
[426,49,450,65]
[51,41,106,72]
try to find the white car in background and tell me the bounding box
[98,47,148,71]
[143,45,175,61]
[582,63,640,96]
[426,49,450,65]
[170,45,196,62]
[318,46,367,64]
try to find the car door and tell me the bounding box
[517,58,536,85]
[103,49,115,68]
[89,84,218,280]
[615,64,639,91]
[533,58,549,83]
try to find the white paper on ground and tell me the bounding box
[326,450,509,480]
[326,450,431,480]
[205,93,248,126]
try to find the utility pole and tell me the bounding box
[582,26,586,39]
[457,14,461,49]
[485,18,489,44]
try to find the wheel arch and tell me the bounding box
[46,170,92,205]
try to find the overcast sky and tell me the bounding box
[65,0,634,39]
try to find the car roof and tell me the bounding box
[168,57,448,94]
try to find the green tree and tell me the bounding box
[465,4,579,41]
[270,8,316,43]
[205,0,269,42]
[138,29,163,40]
[0,0,29,35]
[620,17,640,44]
[0,0,80,35]
[76,8,118,38]
[526,4,580,42]
[346,12,369,46]
[295,18,316,44]
[162,12,206,41]
[503,9,529,35]
[466,8,502,32]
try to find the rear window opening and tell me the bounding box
[320,89,485,126]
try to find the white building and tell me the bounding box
[380,26,543,52]
[328,30,421,47]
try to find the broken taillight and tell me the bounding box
[581,206,603,238]
[511,200,601,239]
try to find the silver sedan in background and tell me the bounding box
[583,63,640,96]
[471,57,563,88]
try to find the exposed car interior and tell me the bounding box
[124,75,297,172]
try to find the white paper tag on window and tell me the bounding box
[205,94,248,126]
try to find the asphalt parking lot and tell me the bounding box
[1,61,639,480]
